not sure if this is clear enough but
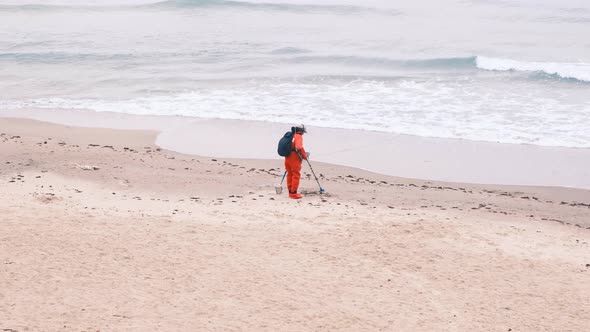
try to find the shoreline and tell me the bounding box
[1,115,589,211]
[1,107,590,189]
[1,116,589,331]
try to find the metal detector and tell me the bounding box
[297,151,325,193]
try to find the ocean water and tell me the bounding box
[1,0,589,147]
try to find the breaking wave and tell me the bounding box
[476,56,590,82]
[1,49,588,83]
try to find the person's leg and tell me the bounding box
[285,155,302,199]
[284,158,293,193]
[291,162,301,192]
[290,161,302,198]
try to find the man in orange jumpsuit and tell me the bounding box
[285,124,308,199]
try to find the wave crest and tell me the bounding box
[475,56,590,82]
[287,55,478,69]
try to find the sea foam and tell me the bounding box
[476,56,590,82]
[2,76,589,148]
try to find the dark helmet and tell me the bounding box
[293,124,307,134]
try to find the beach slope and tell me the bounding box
[1,118,589,331]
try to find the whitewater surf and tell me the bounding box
[1,0,589,148]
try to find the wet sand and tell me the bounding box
[2,107,590,189]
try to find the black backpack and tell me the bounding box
[277,130,294,157]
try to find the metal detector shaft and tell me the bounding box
[305,159,324,191]
[297,151,325,193]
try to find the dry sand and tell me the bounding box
[1,117,589,331]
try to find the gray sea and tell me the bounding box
[1,0,589,147]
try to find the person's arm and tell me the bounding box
[294,134,307,160]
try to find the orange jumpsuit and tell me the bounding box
[284,132,307,194]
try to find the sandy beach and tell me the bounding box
[2,0,590,330]
[3,108,590,189]
[1,116,589,331]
